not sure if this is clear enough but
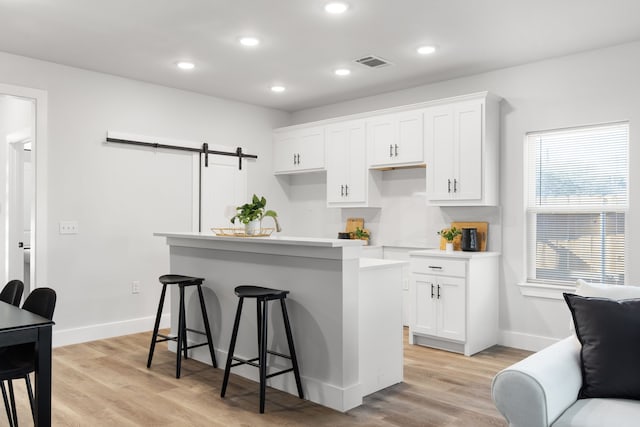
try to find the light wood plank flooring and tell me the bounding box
[6,329,530,426]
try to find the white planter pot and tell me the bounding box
[445,242,454,252]
[245,219,261,235]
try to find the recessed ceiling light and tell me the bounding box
[325,2,349,14]
[271,85,286,93]
[334,68,351,76]
[239,36,260,47]
[176,61,195,70]
[417,46,436,55]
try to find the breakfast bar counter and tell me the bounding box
[154,232,404,412]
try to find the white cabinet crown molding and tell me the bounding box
[274,91,500,133]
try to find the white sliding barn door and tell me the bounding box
[195,144,247,232]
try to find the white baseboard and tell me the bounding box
[498,329,560,352]
[53,314,169,348]
[179,344,363,413]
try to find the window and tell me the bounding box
[526,122,628,285]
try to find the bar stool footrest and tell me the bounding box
[266,368,294,379]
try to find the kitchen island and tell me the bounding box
[154,232,404,412]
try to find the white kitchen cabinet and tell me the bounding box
[326,120,381,207]
[409,250,499,356]
[367,110,424,169]
[273,126,325,174]
[424,93,500,205]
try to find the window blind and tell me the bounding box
[526,122,628,285]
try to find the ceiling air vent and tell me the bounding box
[354,55,392,68]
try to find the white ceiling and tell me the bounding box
[1,0,640,112]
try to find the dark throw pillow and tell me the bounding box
[564,293,640,400]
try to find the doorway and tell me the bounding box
[0,84,47,295]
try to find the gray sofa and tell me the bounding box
[492,279,640,427]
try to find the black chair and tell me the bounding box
[221,285,303,413]
[0,280,24,307]
[147,275,217,378]
[0,287,56,427]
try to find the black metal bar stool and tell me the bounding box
[147,274,217,378]
[220,285,303,413]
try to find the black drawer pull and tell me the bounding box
[428,265,442,270]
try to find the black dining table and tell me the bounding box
[0,300,54,426]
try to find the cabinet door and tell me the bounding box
[396,111,423,164]
[436,276,466,341]
[453,101,483,201]
[411,274,437,336]
[296,127,325,171]
[326,125,350,203]
[425,105,455,199]
[345,122,366,203]
[327,121,367,205]
[367,115,396,167]
[273,133,296,173]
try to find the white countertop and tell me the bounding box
[409,249,501,258]
[154,231,365,248]
[359,257,408,271]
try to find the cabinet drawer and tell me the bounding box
[411,258,466,277]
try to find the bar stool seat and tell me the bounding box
[147,274,217,378]
[221,285,303,413]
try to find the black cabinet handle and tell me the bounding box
[293,153,296,165]
[394,144,398,157]
[447,179,451,193]
[437,284,441,299]
[454,178,458,193]
[345,184,349,196]
[428,265,442,270]
[389,144,393,157]
[341,185,344,196]
[430,284,434,298]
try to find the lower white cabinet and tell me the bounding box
[409,250,499,356]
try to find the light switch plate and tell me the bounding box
[59,221,79,234]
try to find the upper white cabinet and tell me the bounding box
[424,93,500,206]
[273,126,325,174]
[326,120,381,207]
[367,111,424,169]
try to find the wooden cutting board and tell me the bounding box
[439,221,488,251]
[346,218,364,233]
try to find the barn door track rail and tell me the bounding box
[106,135,257,170]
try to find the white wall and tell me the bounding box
[0,51,290,345]
[289,40,640,349]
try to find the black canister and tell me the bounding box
[461,228,479,251]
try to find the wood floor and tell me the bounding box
[7,329,530,426]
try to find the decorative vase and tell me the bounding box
[445,242,454,252]
[245,219,261,235]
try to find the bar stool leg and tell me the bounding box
[281,299,304,399]
[259,298,268,414]
[181,286,189,361]
[256,300,262,350]
[176,285,186,378]
[196,284,217,368]
[221,297,244,398]
[147,283,168,368]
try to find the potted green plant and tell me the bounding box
[230,194,279,235]
[438,226,461,252]
[353,227,370,245]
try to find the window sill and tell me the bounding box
[517,282,576,300]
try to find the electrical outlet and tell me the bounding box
[402,278,409,290]
[59,221,79,234]
[131,281,140,294]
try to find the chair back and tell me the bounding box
[0,280,24,306]
[22,287,56,320]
